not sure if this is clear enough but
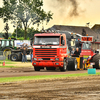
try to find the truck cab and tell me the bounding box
[32,33,68,71]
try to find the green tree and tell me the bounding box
[12,28,24,38]
[0,0,53,39]
[27,27,40,39]
[0,32,3,37]
[0,32,11,38]
[11,27,40,40]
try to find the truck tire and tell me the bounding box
[72,59,77,71]
[92,54,100,69]
[3,47,12,52]
[60,59,67,71]
[10,53,18,61]
[67,58,77,71]
[46,67,56,70]
[34,66,40,71]
[67,61,72,70]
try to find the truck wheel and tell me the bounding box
[46,67,56,70]
[67,60,72,70]
[34,66,40,71]
[3,47,12,52]
[71,58,77,71]
[3,48,12,58]
[60,59,67,71]
[92,54,100,69]
[10,54,18,61]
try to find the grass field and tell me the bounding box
[0,59,16,64]
[0,60,16,68]
[0,72,100,83]
[0,61,16,64]
[0,65,15,68]
[0,59,32,68]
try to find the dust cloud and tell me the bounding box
[47,0,80,17]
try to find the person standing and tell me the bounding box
[71,48,75,55]
[30,47,33,63]
[73,48,80,57]
[21,47,27,63]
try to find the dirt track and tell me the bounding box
[0,62,100,99]
[0,76,100,100]
[0,61,100,77]
[1,67,100,78]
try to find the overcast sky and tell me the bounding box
[0,0,100,33]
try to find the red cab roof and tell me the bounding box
[34,33,61,36]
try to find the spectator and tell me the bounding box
[73,48,80,57]
[71,48,75,55]
[21,47,27,63]
[30,46,33,63]
[25,43,29,48]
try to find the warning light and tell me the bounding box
[86,34,88,36]
[81,36,93,42]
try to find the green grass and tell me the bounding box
[0,72,100,83]
[5,62,16,64]
[0,66,15,68]
[0,58,16,64]
[0,61,16,64]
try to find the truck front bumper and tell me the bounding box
[32,61,64,67]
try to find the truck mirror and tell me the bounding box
[62,40,65,45]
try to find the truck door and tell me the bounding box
[61,36,65,45]
[60,36,67,54]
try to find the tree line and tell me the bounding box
[0,27,40,40]
[0,0,53,39]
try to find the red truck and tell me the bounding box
[32,32,70,71]
[32,32,100,71]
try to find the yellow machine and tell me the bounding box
[76,56,91,70]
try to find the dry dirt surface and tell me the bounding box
[0,76,100,100]
[0,66,100,78]
[0,61,100,78]
[1,67,100,78]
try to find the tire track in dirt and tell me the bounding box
[0,76,100,100]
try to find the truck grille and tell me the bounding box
[35,48,57,57]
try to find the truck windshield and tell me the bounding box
[82,42,91,50]
[34,36,60,45]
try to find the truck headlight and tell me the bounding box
[33,58,37,60]
[88,56,91,59]
[55,58,59,60]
